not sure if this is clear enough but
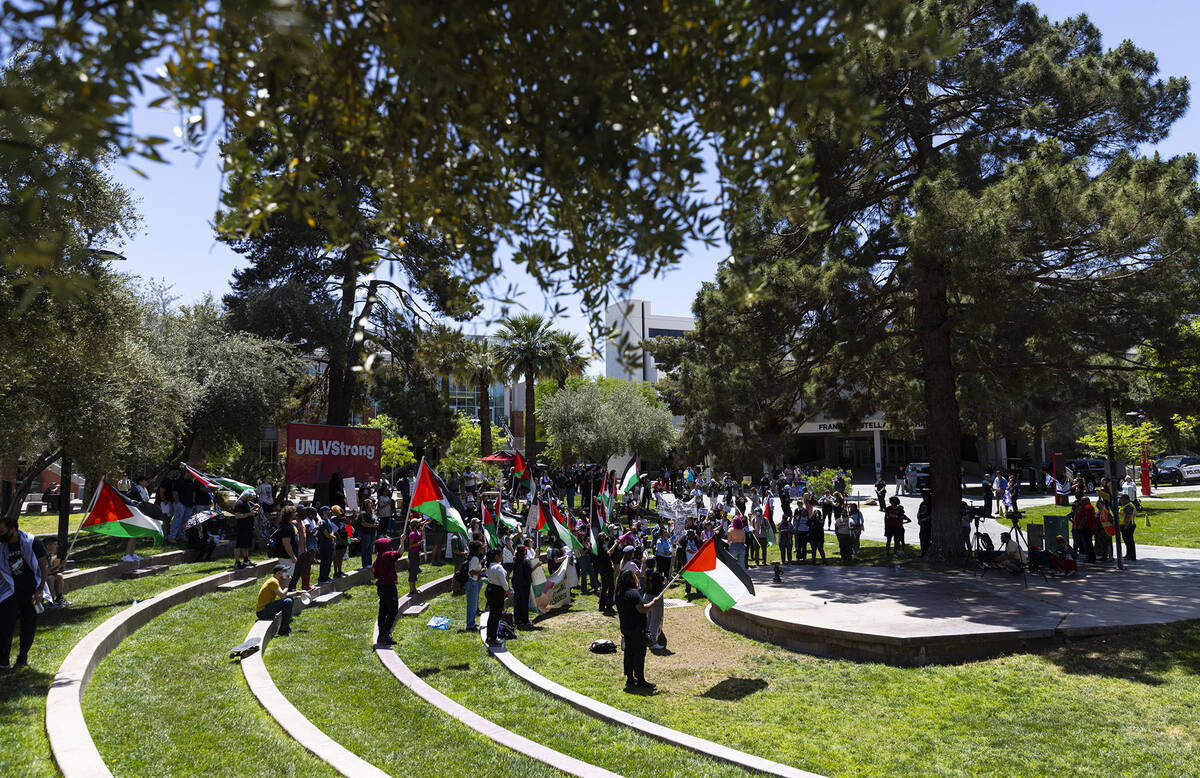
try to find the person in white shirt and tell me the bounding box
[484,549,510,647]
[465,541,484,630]
[257,477,274,510]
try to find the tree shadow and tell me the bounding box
[1042,621,1200,686]
[698,677,768,701]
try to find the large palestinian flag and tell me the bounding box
[182,463,253,494]
[410,459,469,535]
[481,499,500,549]
[679,535,755,611]
[81,481,165,540]
[619,454,640,494]
[549,501,583,551]
[512,450,533,494]
[528,500,548,533]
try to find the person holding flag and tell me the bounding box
[616,568,665,691]
[590,501,617,615]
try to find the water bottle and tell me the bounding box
[34,599,45,615]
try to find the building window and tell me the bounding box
[647,328,688,339]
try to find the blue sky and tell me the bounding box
[108,0,1200,350]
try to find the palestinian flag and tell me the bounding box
[619,454,640,494]
[589,500,604,556]
[598,471,613,520]
[182,463,253,494]
[481,499,500,549]
[512,450,533,494]
[679,535,755,612]
[495,493,522,533]
[528,500,548,533]
[410,459,469,535]
[81,481,165,541]
[549,501,583,551]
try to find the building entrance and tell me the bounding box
[838,438,875,468]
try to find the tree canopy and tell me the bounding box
[651,0,1200,559]
[540,377,677,465]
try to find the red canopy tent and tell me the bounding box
[479,452,515,463]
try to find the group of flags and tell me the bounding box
[79,449,754,613]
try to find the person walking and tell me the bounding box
[484,548,510,647]
[1,516,52,668]
[372,537,403,646]
[616,569,664,691]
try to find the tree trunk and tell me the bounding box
[57,454,72,553]
[478,378,492,457]
[442,374,451,409]
[326,248,363,426]
[915,264,965,562]
[524,371,537,460]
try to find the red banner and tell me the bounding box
[285,422,382,484]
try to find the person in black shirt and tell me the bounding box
[1,516,51,668]
[231,490,259,569]
[615,569,664,691]
[594,532,617,615]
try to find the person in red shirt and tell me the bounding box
[372,537,403,646]
[1071,497,1098,563]
[406,519,425,596]
[883,497,910,555]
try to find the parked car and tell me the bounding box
[1064,459,1108,492]
[904,462,930,494]
[1155,455,1200,486]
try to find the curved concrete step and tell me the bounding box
[46,559,280,778]
[374,578,619,778]
[478,613,823,778]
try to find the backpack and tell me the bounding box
[590,639,617,654]
[497,617,516,641]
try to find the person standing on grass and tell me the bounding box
[373,537,403,646]
[511,542,535,629]
[616,569,664,691]
[484,548,510,647]
[358,498,379,569]
[230,488,259,570]
[406,519,424,597]
[316,506,336,584]
[596,532,617,616]
[1,516,51,668]
[727,517,748,569]
[917,493,932,557]
[793,502,809,563]
[465,540,484,631]
[849,501,865,552]
[255,565,296,637]
[834,508,854,562]
[376,487,394,537]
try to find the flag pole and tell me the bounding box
[400,456,424,546]
[61,479,103,568]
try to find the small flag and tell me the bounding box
[589,499,604,556]
[410,459,469,535]
[82,481,165,541]
[527,500,547,533]
[181,463,254,494]
[512,450,533,494]
[481,499,500,549]
[619,453,640,494]
[679,535,756,611]
[548,501,583,551]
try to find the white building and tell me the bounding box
[604,299,696,383]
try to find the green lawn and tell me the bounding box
[266,581,559,778]
[391,593,748,777]
[84,577,337,778]
[507,591,1200,778]
[1038,500,1200,548]
[0,561,257,778]
[20,512,88,535]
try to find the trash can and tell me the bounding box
[1044,515,1070,546]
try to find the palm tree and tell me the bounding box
[463,339,499,456]
[419,324,470,409]
[494,313,557,460]
[549,331,591,389]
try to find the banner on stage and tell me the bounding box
[285,422,381,484]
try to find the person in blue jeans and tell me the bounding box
[256,566,296,636]
[358,498,379,569]
[464,541,484,631]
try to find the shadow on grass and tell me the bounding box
[0,666,56,711]
[1043,620,1200,686]
[413,662,471,678]
[698,677,768,701]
